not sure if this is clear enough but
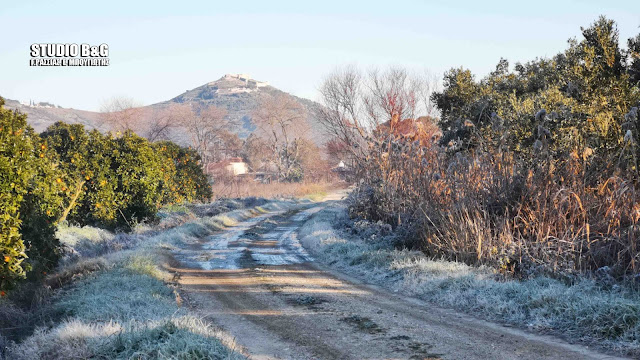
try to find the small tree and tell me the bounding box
[1,101,35,289]
[109,131,165,229]
[243,134,271,173]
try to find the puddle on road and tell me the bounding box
[250,227,312,266]
[173,206,321,271]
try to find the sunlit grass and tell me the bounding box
[211,181,338,200]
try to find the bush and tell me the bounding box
[41,124,212,231]
[0,100,34,289]
[353,107,640,278]
[107,131,166,229]
[433,17,640,164]
[40,123,117,227]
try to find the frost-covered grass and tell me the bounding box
[2,198,310,360]
[299,205,640,357]
[6,253,243,359]
[56,225,124,261]
[9,318,242,360]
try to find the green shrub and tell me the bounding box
[40,125,213,231]
[19,133,65,276]
[108,131,165,230]
[0,100,34,289]
[40,123,117,228]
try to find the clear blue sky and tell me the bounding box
[1,0,639,111]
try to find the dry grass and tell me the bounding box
[348,119,640,279]
[211,181,339,201]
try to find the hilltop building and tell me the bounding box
[209,74,270,95]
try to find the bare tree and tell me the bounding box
[180,103,236,167]
[317,66,439,165]
[145,103,189,142]
[243,134,271,172]
[252,93,310,181]
[100,96,145,133]
[218,130,243,158]
[418,70,440,118]
[365,67,419,123]
[317,66,369,165]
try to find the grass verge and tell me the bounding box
[7,254,244,359]
[299,204,640,357]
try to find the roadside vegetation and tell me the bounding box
[0,87,337,358]
[4,11,640,358]
[0,197,306,359]
[319,16,640,280]
[0,100,211,291]
[314,16,640,355]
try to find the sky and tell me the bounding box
[1,0,639,111]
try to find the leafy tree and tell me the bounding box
[432,67,481,130]
[108,131,165,229]
[40,123,115,225]
[0,99,62,290]
[629,33,640,86]
[0,101,34,289]
[20,133,65,276]
[433,16,640,167]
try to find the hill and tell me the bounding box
[2,73,328,147]
[2,98,104,133]
[154,73,328,145]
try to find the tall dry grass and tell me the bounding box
[350,113,640,278]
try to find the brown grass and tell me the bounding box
[350,116,640,278]
[211,181,341,201]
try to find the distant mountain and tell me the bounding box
[2,73,329,147]
[2,98,104,133]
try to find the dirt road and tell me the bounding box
[166,200,624,360]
